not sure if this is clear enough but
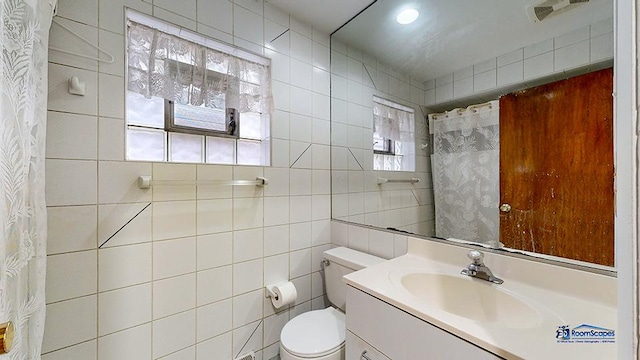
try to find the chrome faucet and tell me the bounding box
[460,250,504,284]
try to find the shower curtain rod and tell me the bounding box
[429,101,495,119]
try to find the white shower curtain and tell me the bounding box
[429,101,500,245]
[0,0,55,358]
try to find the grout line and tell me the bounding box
[235,318,263,359]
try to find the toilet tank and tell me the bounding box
[323,247,385,311]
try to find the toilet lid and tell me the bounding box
[280,307,346,358]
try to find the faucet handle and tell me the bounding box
[467,250,484,265]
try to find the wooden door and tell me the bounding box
[499,68,614,266]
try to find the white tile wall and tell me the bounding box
[424,18,613,107]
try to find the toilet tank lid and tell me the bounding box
[323,247,386,271]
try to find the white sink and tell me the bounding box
[390,271,543,329]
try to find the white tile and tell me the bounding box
[234,228,263,262]
[497,48,524,67]
[524,52,554,80]
[435,83,453,103]
[348,225,368,252]
[46,159,97,206]
[233,289,263,328]
[232,321,263,357]
[46,251,96,303]
[197,265,232,305]
[292,274,311,303]
[98,74,124,118]
[289,113,312,142]
[47,205,97,254]
[424,88,435,106]
[591,32,614,62]
[554,40,590,71]
[233,166,264,198]
[56,0,98,26]
[196,332,232,360]
[48,63,97,115]
[313,42,330,71]
[154,200,197,240]
[313,67,330,95]
[312,194,331,221]
[591,17,613,37]
[271,138,289,167]
[368,230,394,259]
[347,80,362,105]
[497,62,524,87]
[152,310,196,358]
[290,31,312,64]
[197,299,232,341]
[290,196,312,223]
[98,0,152,34]
[311,144,330,170]
[265,19,287,47]
[98,161,151,204]
[233,197,264,230]
[290,222,311,251]
[42,340,96,360]
[312,118,330,145]
[98,283,151,336]
[267,48,290,82]
[153,274,196,319]
[197,0,233,33]
[98,117,125,161]
[263,253,289,287]
[473,69,496,93]
[233,259,263,295]
[311,270,324,299]
[331,221,348,247]
[264,168,289,196]
[197,165,233,199]
[153,7,197,31]
[197,23,233,44]
[453,77,473,98]
[197,232,233,270]
[311,244,330,273]
[160,346,195,360]
[264,225,289,256]
[233,5,263,45]
[311,219,330,246]
[46,111,97,160]
[290,87,313,116]
[152,163,197,201]
[263,312,288,348]
[555,26,589,49]
[98,30,125,76]
[453,66,473,81]
[98,243,152,291]
[154,237,196,279]
[98,324,152,360]
[312,170,330,195]
[271,110,290,140]
[290,16,312,37]
[98,203,151,248]
[524,38,554,58]
[155,0,196,18]
[289,248,311,278]
[290,169,312,195]
[435,73,453,86]
[474,58,496,74]
[43,295,97,353]
[394,234,408,256]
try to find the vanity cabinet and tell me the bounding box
[346,286,502,360]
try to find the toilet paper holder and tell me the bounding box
[265,283,281,300]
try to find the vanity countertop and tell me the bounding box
[343,237,617,360]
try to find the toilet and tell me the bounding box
[279,247,385,360]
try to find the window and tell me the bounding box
[125,13,271,165]
[372,97,415,171]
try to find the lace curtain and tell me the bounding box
[127,21,272,114]
[373,98,414,142]
[0,0,54,358]
[429,101,500,244]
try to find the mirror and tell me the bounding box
[329,0,614,267]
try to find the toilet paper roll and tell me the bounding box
[269,282,297,309]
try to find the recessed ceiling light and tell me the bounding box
[397,8,419,24]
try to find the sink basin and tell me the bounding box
[390,271,542,329]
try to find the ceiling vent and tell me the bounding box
[527,0,589,22]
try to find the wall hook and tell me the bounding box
[68,76,85,96]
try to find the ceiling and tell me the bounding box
[270,0,613,82]
[265,0,374,34]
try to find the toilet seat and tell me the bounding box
[280,307,346,358]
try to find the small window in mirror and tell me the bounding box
[372,97,415,171]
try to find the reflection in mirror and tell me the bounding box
[330,0,614,267]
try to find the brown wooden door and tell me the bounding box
[499,68,614,266]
